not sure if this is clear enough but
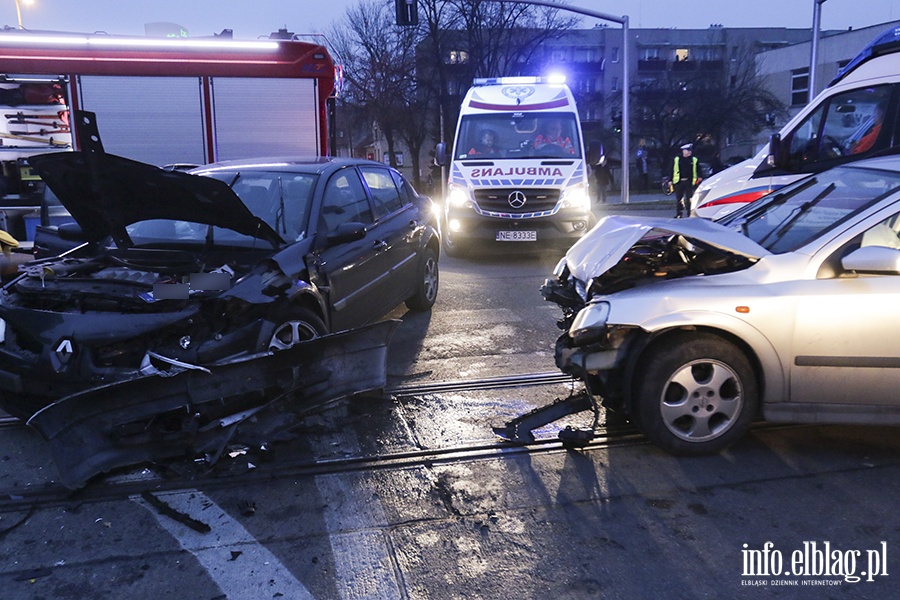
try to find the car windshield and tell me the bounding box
[717,166,900,254]
[125,170,317,247]
[454,113,582,159]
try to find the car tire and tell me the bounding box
[405,247,439,311]
[633,333,757,456]
[265,307,328,352]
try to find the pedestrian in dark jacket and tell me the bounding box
[593,155,612,205]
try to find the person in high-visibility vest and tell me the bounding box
[672,143,701,218]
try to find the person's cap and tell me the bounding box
[680,143,693,150]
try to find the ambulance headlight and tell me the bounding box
[448,184,473,208]
[560,183,590,211]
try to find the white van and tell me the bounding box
[692,26,900,220]
[438,77,594,255]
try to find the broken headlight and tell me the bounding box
[569,301,610,345]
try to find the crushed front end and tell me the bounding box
[541,215,761,411]
[0,247,290,418]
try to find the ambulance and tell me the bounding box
[439,77,594,255]
[692,25,900,220]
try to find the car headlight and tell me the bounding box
[559,183,590,211]
[569,301,610,345]
[447,183,473,208]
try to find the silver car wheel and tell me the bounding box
[659,358,743,442]
[268,319,321,351]
[422,255,438,303]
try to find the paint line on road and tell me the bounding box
[135,490,315,600]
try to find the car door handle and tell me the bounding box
[373,240,389,252]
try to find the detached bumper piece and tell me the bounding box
[492,391,597,447]
[27,320,397,488]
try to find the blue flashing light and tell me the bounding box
[473,75,566,86]
[830,25,900,87]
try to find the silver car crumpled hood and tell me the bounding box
[563,215,771,283]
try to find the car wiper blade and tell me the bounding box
[758,182,836,248]
[275,177,287,235]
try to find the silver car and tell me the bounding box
[541,155,900,455]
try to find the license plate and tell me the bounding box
[496,230,537,242]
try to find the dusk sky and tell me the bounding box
[1,0,898,40]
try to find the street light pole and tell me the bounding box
[809,0,827,102]
[14,0,33,29]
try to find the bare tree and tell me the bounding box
[417,0,578,143]
[329,1,425,180]
[628,42,787,165]
[330,1,578,185]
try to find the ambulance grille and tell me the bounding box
[474,189,560,213]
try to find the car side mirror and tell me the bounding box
[57,221,86,242]
[842,245,900,274]
[435,142,448,167]
[325,222,367,247]
[766,133,782,169]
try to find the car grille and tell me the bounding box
[474,188,560,214]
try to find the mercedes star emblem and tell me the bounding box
[508,190,527,209]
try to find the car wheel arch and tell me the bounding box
[628,328,762,454]
[622,326,770,417]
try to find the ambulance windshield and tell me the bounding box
[455,113,582,160]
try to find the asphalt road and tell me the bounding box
[2,201,899,599]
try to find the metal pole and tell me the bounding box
[809,0,827,102]
[621,16,630,204]
[15,0,23,29]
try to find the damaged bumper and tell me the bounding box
[26,319,397,488]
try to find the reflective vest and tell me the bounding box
[673,156,699,185]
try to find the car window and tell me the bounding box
[391,170,416,203]
[786,85,894,169]
[204,171,317,242]
[360,167,405,219]
[860,214,900,249]
[725,166,900,254]
[321,169,373,230]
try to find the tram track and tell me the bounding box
[0,371,578,434]
[0,370,802,516]
[0,370,590,509]
[0,423,648,513]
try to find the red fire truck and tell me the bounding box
[0,29,336,241]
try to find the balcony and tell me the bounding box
[637,59,667,72]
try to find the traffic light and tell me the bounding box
[395,0,418,26]
[610,110,622,133]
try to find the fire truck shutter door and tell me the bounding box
[77,76,206,167]
[210,77,319,161]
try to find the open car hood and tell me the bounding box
[565,215,770,282]
[28,151,283,248]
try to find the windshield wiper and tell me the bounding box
[275,177,286,235]
[757,182,836,248]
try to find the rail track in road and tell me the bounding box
[0,371,797,515]
[0,370,629,510]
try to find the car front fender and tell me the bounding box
[631,309,788,405]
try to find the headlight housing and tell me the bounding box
[447,183,474,208]
[559,183,590,211]
[569,301,610,345]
